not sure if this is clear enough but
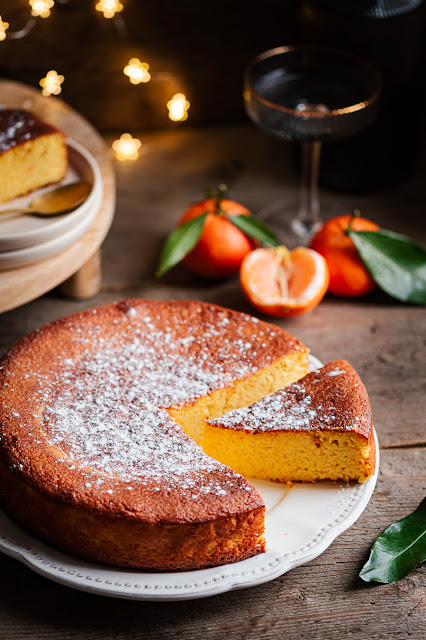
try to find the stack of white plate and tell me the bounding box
[0,138,103,271]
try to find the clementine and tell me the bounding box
[309,214,379,297]
[178,197,255,278]
[240,245,330,317]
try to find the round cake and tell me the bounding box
[0,299,309,570]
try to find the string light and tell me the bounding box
[29,1,55,19]
[112,133,142,161]
[95,0,123,19]
[123,58,151,84]
[0,16,9,41]
[7,4,191,131]
[39,70,64,96]
[167,93,190,122]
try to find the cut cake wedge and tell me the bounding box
[204,360,376,483]
[0,108,67,204]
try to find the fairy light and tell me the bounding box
[123,58,151,85]
[167,93,190,122]
[95,0,123,19]
[112,133,142,161]
[6,3,190,132]
[29,1,55,19]
[39,70,64,96]
[0,16,9,41]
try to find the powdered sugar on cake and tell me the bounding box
[16,301,294,497]
[209,361,366,433]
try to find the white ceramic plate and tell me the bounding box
[0,356,379,600]
[0,138,102,252]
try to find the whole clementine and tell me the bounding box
[309,214,379,297]
[178,198,255,278]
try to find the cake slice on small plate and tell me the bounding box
[0,108,67,204]
[203,359,375,483]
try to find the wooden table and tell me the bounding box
[0,124,425,639]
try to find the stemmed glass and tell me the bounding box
[243,45,382,239]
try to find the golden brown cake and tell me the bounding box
[204,360,376,483]
[0,108,67,204]
[0,299,309,571]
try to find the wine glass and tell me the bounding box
[243,45,382,239]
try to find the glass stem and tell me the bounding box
[296,141,322,236]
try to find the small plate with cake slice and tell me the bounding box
[0,108,103,268]
[0,300,379,600]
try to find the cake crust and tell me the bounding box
[0,108,64,155]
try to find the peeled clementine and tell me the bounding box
[179,198,255,278]
[309,214,379,297]
[240,245,330,317]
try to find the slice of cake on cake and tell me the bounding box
[0,108,67,204]
[204,360,375,483]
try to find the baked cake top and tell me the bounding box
[0,299,306,523]
[208,360,373,438]
[0,108,63,155]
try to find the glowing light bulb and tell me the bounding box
[0,16,9,41]
[39,70,64,97]
[123,58,151,85]
[167,93,190,122]
[95,0,123,19]
[112,133,142,161]
[29,0,55,18]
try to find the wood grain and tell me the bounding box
[0,123,425,639]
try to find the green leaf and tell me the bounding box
[359,497,426,584]
[228,214,281,247]
[348,229,426,305]
[156,213,207,277]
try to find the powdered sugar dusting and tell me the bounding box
[24,301,286,496]
[209,381,319,432]
[209,361,365,433]
[0,109,45,153]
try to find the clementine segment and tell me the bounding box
[240,246,330,317]
[309,215,379,297]
[179,198,255,278]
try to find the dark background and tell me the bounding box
[1,0,425,192]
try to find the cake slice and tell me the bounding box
[203,360,376,483]
[0,108,67,204]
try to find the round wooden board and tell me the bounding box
[0,80,116,313]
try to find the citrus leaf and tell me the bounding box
[348,229,426,305]
[156,213,207,277]
[228,214,281,247]
[359,497,426,584]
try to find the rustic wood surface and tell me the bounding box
[0,122,425,639]
[0,81,115,312]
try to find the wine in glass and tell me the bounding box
[243,45,382,238]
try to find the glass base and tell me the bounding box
[256,199,323,247]
[290,217,322,239]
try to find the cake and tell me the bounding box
[0,108,67,204]
[0,299,309,571]
[204,360,376,483]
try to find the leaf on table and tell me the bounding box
[348,229,426,305]
[359,497,426,584]
[156,213,207,277]
[227,214,281,248]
